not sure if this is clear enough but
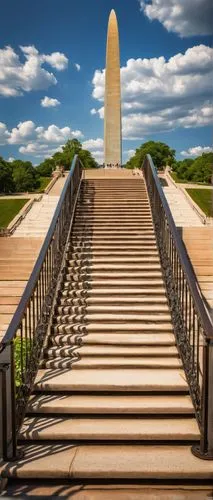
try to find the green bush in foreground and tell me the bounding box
[14,337,30,388]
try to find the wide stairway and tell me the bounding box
[3,178,213,482]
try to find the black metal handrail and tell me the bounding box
[0,155,83,460]
[143,154,213,460]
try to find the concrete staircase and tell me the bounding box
[2,178,213,482]
[12,195,60,238]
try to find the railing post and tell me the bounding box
[0,343,17,461]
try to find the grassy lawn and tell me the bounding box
[186,189,213,217]
[0,198,28,228]
[36,176,51,193]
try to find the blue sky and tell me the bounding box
[0,0,212,164]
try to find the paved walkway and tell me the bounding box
[48,173,68,195]
[11,175,68,238]
[162,174,203,227]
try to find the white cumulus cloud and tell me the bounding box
[126,149,136,159]
[0,122,10,145]
[0,45,68,97]
[82,138,104,164]
[42,51,68,70]
[0,120,84,159]
[82,138,104,150]
[19,143,63,158]
[181,145,213,157]
[41,96,61,107]
[8,121,36,144]
[91,151,104,164]
[139,0,213,37]
[91,45,213,139]
[75,63,81,71]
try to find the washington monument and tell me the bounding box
[104,9,122,166]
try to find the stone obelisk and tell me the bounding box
[104,9,122,166]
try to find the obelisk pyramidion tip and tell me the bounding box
[110,9,116,18]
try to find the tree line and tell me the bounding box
[1,139,212,193]
[125,141,213,184]
[0,139,98,193]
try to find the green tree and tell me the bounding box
[52,139,97,169]
[79,148,98,169]
[188,153,213,184]
[174,159,194,180]
[36,158,55,177]
[11,160,39,192]
[0,158,15,193]
[174,154,213,184]
[125,141,176,170]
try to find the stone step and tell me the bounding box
[81,197,149,201]
[75,211,150,216]
[72,230,155,236]
[74,221,153,226]
[40,356,182,370]
[74,215,152,220]
[68,257,160,265]
[74,219,153,224]
[72,234,156,241]
[81,196,147,201]
[63,279,164,289]
[75,211,152,216]
[79,203,149,207]
[65,272,163,281]
[53,322,173,335]
[81,186,146,189]
[44,345,178,358]
[27,394,194,415]
[3,444,213,480]
[66,264,161,272]
[20,417,199,441]
[61,287,166,297]
[78,205,150,210]
[51,332,175,347]
[59,296,167,306]
[68,249,159,257]
[73,225,154,230]
[69,245,158,252]
[54,313,171,324]
[34,368,188,392]
[55,304,169,315]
